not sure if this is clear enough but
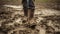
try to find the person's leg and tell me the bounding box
[31,9,34,18]
[22,7,28,24]
[28,9,35,24]
[29,0,35,19]
[23,3,28,17]
[28,5,35,24]
[29,9,34,20]
[23,8,28,17]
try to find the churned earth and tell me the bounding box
[0,5,60,34]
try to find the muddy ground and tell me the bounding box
[0,4,60,34]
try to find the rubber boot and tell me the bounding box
[29,9,34,20]
[24,8,28,17]
[28,9,35,24]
